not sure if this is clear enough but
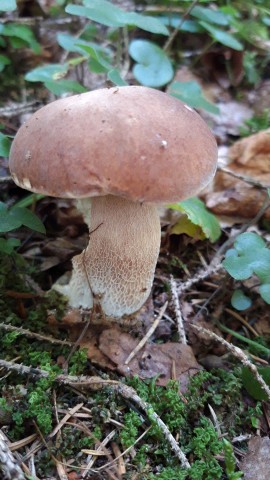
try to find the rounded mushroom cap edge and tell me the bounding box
[9,86,218,203]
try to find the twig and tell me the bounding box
[170,276,187,344]
[96,428,151,474]
[163,0,199,52]
[0,431,25,480]
[0,359,190,468]
[218,166,270,189]
[177,263,223,294]
[124,301,168,365]
[82,429,117,477]
[224,308,259,337]
[0,323,73,347]
[190,324,270,401]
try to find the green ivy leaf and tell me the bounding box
[66,0,169,35]
[129,39,174,88]
[242,366,270,401]
[231,289,252,311]
[169,197,221,243]
[0,0,17,12]
[200,21,243,50]
[0,132,12,157]
[168,81,219,114]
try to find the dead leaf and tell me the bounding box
[240,436,270,480]
[205,129,270,220]
[99,328,201,391]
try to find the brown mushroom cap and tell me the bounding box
[9,86,217,202]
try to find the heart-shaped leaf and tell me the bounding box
[231,289,252,311]
[129,39,173,87]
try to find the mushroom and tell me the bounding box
[9,86,217,317]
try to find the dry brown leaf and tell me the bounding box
[205,129,270,220]
[240,436,270,480]
[99,328,201,391]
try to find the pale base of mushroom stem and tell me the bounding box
[55,195,161,318]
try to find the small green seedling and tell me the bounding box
[223,439,243,479]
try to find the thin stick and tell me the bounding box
[163,0,199,51]
[191,324,270,401]
[224,308,259,337]
[124,302,168,365]
[0,322,73,346]
[218,166,270,189]
[170,276,187,344]
[0,359,190,468]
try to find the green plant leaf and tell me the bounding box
[191,6,229,26]
[160,16,203,33]
[231,289,252,311]
[0,237,20,255]
[0,203,22,232]
[168,81,219,114]
[0,54,11,73]
[170,215,206,240]
[2,24,41,54]
[169,197,221,242]
[242,366,270,401]
[66,0,169,35]
[0,0,17,12]
[0,132,12,157]
[57,33,112,65]
[10,207,46,233]
[200,21,243,50]
[107,69,128,86]
[129,39,173,87]
[223,233,270,281]
[77,44,112,70]
[259,284,270,304]
[44,79,87,95]
[0,202,45,234]
[25,63,69,82]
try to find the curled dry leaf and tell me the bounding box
[205,129,270,220]
[239,436,270,480]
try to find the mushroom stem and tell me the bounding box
[65,195,161,317]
